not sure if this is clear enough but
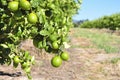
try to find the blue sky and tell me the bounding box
[73,0,120,21]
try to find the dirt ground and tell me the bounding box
[0,29,120,80]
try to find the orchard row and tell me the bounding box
[80,13,120,30]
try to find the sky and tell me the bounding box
[73,0,120,21]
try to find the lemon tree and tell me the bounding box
[0,0,82,79]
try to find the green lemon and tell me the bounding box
[51,56,62,67]
[52,41,59,49]
[20,0,31,10]
[60,52,69,61]
[8,1,19,12]
[27,13,38,24]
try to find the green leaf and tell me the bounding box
[0,44,8,48]
[47,26,54,33]
[24,51,30,59]
[38,41,43,48]
[1,0,7,6]
[31,56,35,65]
[6,59,12,66]
[27,73,32,80]
[43,39,46,48]
[47,3,55,9]
[36,9,46,23]
[30,0,41,8]
[40,30,50,36]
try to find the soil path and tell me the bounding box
[0,37,120,80]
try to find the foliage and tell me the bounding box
[80,13,120,30]
[0,0,82,79]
